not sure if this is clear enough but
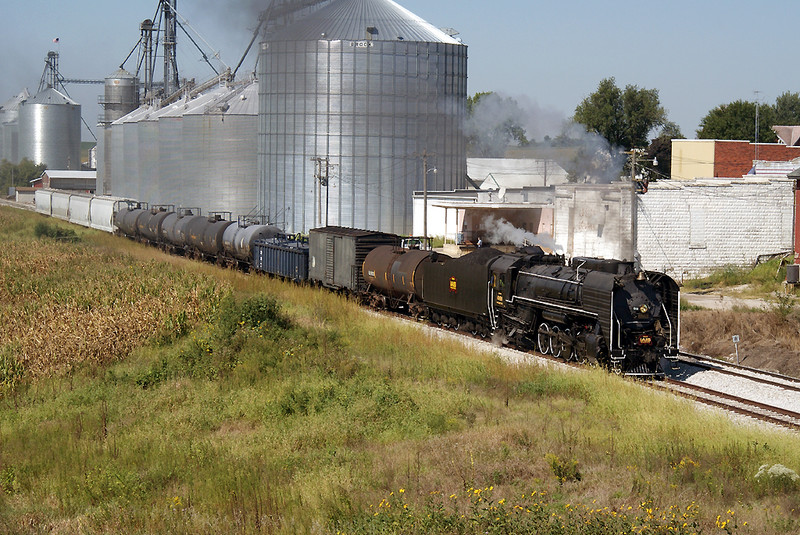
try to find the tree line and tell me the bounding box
[468,78,800,182]
[0,159,46,198]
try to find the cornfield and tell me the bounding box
[0,212,228,381]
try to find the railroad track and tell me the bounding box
[677,351,800,390]
[658,352,800,430]
[655,378,800,431]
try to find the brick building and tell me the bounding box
[672,139,800,180]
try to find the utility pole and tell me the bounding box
[312,156,334,226]
[419,150,436,242]
[754,90,761,165]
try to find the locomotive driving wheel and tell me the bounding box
[550,326,565,358]
[536,323,551,355]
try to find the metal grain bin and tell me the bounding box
[0,89,29,164]
[102,69,139,125]
[258,0,468,235]
[18,87,81,169]
[308,226,400,291]
[253,236,310,282]
[222,222,281,262]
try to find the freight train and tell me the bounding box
[33,189,680,376]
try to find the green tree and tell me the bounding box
[696,100,777,142]
[774,91,800,126]
[0,159,47,196]
[573,77,667,149]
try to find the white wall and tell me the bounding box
[553,183,633,261]
[637,178,794,279]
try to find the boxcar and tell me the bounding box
[308,227,399,291]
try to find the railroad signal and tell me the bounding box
[732,335,740,364]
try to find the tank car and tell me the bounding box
[185,215,235,261]
[362,244,440,316]
[223,221,281,267]
[136,206,173,244]
[114,202,149,238]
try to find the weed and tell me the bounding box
[545,453,582,484]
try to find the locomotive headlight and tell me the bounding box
[639,304,649,314]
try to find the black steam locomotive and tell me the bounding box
[362,243,680,376]
[112,208,680,375]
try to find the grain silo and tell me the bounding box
[0,89,31,164]
[97,69,139,193]
[18,87,81,169]
[108,79,260,216]
[258,0,468,235]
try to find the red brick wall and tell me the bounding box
[714,141,800,178]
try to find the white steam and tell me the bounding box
[480,215,564,254]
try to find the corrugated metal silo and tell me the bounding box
[102,69,139,124]
[18,88,81,169]
[258,0,468,235]
[182,81,260,217]
[0,89,31,164]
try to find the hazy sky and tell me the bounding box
[1,0,798,142]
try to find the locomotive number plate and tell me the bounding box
[638,335,652,345]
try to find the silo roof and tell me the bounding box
[26,87,78,106]
[185,80,259,116]
[266,0,462,44]
[0,89,31,112]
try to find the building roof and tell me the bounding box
[773,126,800,147]
[266,0,462,44]
[467,158,569,189]
[42,170,96,179]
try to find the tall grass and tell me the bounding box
[1,206,800,533]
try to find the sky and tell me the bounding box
[1,0,799,143]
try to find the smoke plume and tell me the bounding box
[465,91,627,184]
[481,215,564,254]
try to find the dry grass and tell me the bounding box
[682,308,800,376]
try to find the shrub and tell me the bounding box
[33,221,79,242]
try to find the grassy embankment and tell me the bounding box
[1,206,800,533]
